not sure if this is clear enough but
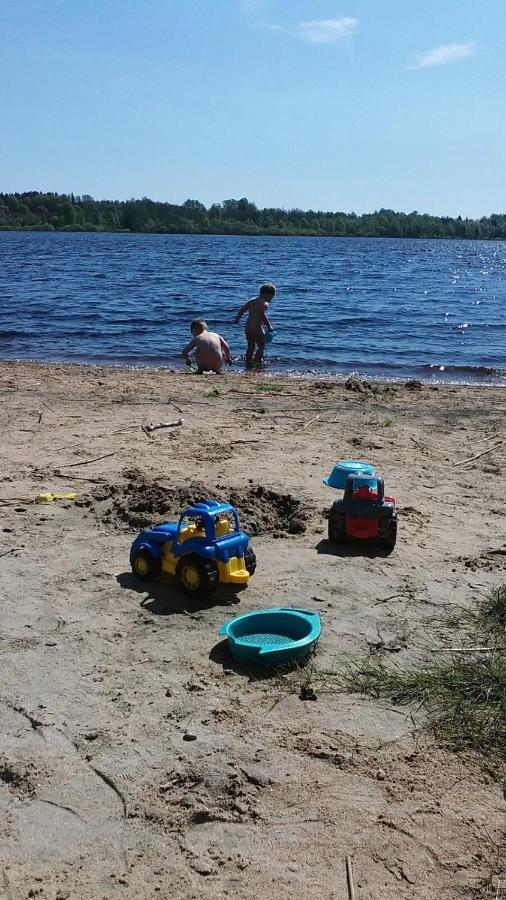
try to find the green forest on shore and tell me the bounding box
[1,191,506,239]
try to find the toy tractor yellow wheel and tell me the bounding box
[131,548,161,582]
[176,554,218,599]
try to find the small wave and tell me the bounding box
[0,329,25,339]
[424,363,505,376]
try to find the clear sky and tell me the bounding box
[1,0,505,217]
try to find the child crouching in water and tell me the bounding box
[181,320,232,374]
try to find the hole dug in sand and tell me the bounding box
[87,467,311,537]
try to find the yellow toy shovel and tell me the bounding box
[36,492,77,503]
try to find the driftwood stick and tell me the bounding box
[57,452,116,468]
[346,856,357,900]
[144,418,183,433]
[452,441,504,468]
[303,414,320,430]
[0,548,23,559]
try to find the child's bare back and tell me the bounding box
[181,320,231,374]
[234,282,276,365]
[244,295,269,332]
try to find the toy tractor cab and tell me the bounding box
[328,474,397,550]
[130,500,256,598]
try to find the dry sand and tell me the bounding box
[0,360,504,900]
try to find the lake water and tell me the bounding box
[1,232,505,384]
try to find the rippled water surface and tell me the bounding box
[1,232,505,382]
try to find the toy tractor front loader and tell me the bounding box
[130,500,256,598]
[328,474,397,551]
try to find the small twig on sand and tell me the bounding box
[453,441,504,468]
[144,418,183,433]
[303,414,320,430]
[168,398,184,414]
[141,424,153,440]
[472,430,505,446]
[51,473,107,484]
[271,414,303,422]
[346,856,357,900]
[230,388,278,397]
[0,548,23,559]
[37,411,43,425]
[109,425,142,435]
[90,765,127,818]
[432,646,505,653]
[57,452,116,468]
[232,439,264,445]
[374,594,405,605]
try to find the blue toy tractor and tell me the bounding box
[328,474,397,550]
[130,500,256,598]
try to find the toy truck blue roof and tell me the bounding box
[185,500,235,517]
[129,499,248,566]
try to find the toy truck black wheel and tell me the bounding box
[328,509,346,545]
[379,517,397,551]
[244,544,257,577]
[176,554,219,598]
[131,548,161,582]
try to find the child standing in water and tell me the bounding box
[234,282,276,366]
[181,320,232,374]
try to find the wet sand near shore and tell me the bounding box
[0,360,504,900]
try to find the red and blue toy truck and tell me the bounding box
[327,474,397,550]
[130,500,256,598]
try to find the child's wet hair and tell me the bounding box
[190,319,207,333]
[260,282,276,297]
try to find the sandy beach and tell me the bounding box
[0,359,504,900]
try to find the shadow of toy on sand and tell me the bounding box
[209,638,311,683]
[116,571,243,616]
[315,538,395,559]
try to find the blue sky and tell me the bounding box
[1,0,505,217]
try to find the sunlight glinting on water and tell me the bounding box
[0,232,505,384]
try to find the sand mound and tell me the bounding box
[86,468,310,536]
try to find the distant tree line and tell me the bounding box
[1,191,505,240]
